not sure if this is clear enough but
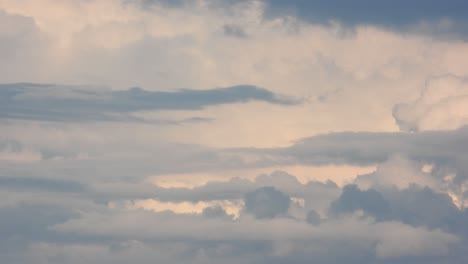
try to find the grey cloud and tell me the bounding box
[381,186,467,235]
[0,176,86,193]
[0,83,300,122]
[248,127,468,171]
[136,0,188,9]
[91,171,339,210]
[305,209,321,225]
[202,205,232,219]
[0,175,462,264]
[265,0,468,38]
[329,184,392,221]
[223,24,248,38]
[52,208,461,263]
[329,184,468,238]
[244,187,291,219]
[0,204,79,244]
[136,0,468,39]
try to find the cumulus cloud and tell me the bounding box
[329,183,468,237]
[0,166,466,263]
[329,184,392,221]
[202,205,232,219]
[243,187,291,219]
[393,75,468,131]
[93,170,336,204]
[354,155,440,190]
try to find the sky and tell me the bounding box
[1,1,468,263]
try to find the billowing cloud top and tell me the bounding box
[1,1,468,264]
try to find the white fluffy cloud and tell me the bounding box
[394,75,468,131]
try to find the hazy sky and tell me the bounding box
[1,1,468,263]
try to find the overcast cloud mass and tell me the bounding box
[1,1,468,263]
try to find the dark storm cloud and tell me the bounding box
[265,0,468,37]
[0,83,300,122]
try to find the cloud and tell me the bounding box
[305,209,321,225]
[354,155,439,190]
[223,24,248,38]
[202,205,233,219]
[328,183,468,238]
[3,0,468,150]
[243,187,291,219]
[0,10,49,84]
[96,171,339,213]
[2,1,468,263]
[0,176,85,193]
[373,222,459,259]
[51,209,461,262]
[0,166,465,263]
[248,126,468,169]
[0,138,42,163]
[393,74,468,131]
[265,0,468,38]
[0,203,78,243]
[329,184,392,221]
[0,83,299,123]
[381,186,467,233]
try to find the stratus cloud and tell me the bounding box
[0,83,299,122]
[393,74,468,131]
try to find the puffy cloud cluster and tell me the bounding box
[1,158,467,264]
